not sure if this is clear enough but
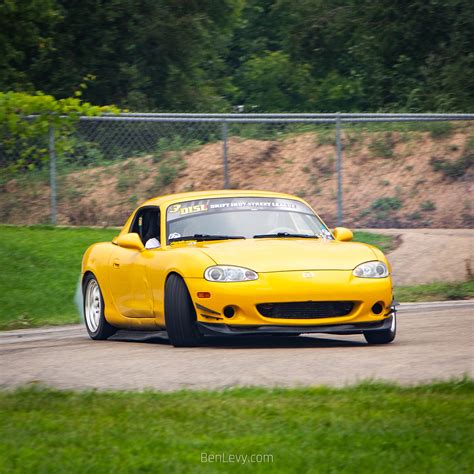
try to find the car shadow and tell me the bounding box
[201,335,367,349]
[110,331,367,349]
[109,330,170,345]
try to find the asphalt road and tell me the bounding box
[1,301,472,391]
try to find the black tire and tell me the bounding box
[83,273,117,340]
[165,274,203,347]
[364,313,396,344]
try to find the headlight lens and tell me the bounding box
[353,261,388,278]
[204,266,258,282]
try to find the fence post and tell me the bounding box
[48,125,57,225]
[222,119,229,189]
[336,112,343,226]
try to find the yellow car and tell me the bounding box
[82,190,396,347]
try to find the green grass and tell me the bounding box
[0,225,117,329]
[353,230,397,253]
[396,280,474,302]
[0,380,473,473]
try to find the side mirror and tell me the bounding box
[115,233,144,251]
[333,227,353,242]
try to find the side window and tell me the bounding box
[131,207,161,244]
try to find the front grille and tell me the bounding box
[256,301,354,319]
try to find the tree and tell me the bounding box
[273,0,474,111]
[0,0,60,92]
[235,51,318,111]
[29,0,243,111]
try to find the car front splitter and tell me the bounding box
[197,315,394,336]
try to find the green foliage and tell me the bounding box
[1,1,473,112]
[371,197,402,212]
[61,138,105,168]
[368,133,394,158]
[272,0,474,111]
[1,381,473,473]
[235,51,317,112]
[430,153,473,180]
[0,92,117,182]
[155,153,187,189]
[364,196,403,225]
[420,200,436,212]
[116,161,142,194]
[153,136,202,163]
[429,122,453,139]
[1,1,242,111]
[0,0,60,91]
[317,129,336,145]
[158,162,178,187]
[408,211,422,221]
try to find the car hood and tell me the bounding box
[196,238,377,272]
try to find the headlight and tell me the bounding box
[353,261,388,278]
[204,266,258,282]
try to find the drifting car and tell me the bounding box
[82,190,396,347]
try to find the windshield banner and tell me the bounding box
[167,197,313,221]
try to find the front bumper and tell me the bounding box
[185,270,394,330]
[197,314,395,336]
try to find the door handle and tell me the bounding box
[113,259,120,269]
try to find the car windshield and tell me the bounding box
[166,197,333,243]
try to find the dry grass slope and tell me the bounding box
[1,125,473,227]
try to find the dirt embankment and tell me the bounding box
[1,126,473,227]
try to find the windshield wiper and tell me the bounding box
[170,234,245,242]
[253,232,319,239]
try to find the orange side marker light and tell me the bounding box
[197,292,211,298]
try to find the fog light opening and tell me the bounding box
[223,306,235,318]
[371,302,384,315]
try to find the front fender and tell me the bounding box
[160,246,217,278]
[82,242,114,280]
[148,247,216,325]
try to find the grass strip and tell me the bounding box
[353,230,398,253]
[396,280,474,302]
[0,380,473,473]
[0,225,117,329]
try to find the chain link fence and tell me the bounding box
[1,113,473,228]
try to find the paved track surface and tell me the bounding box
[1,301,473,391]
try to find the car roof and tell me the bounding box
[142,190,303,207]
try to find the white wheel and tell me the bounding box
[83,274,116,340]
[85,279,101,332]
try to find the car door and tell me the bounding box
[108,207,161,318]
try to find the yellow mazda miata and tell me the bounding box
[82,190,397,347]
